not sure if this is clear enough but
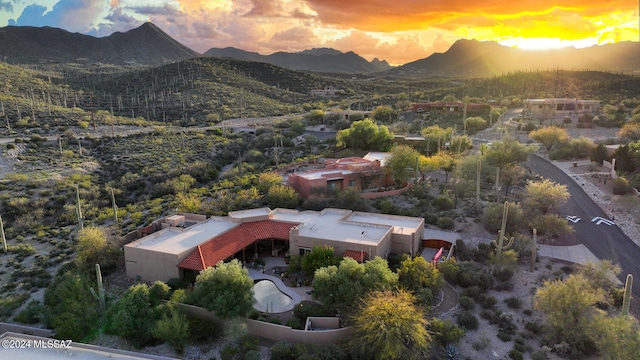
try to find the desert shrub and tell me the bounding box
[286,317,304,329]
[498,331,512,342]
[433,196,454,210]
[0,292,30,319]
[609,287,625,308]
[521,123,537,132]
[15,300,46,324]
[167,278,188,290]
[472,336,491,351]
[428,318,465,346]
[494,281,514,291]
[440,343,462,360]
[153,308,189,354]
[494,267,515,282]
[612,177,634,195]
[459,296,475,311]
[454,239,472,261]
[508,349,524,360]
[437,217,455,230]
[424,213,439,225]
[456,310,478,331]
[524,321,543,335]
[188,317,224,342]
[460,286,482,301]
[455,262,494,290]
[104,284,160,348]
[480,295,498,309]
[472,242,494,263]
[504,296,522,309]
[271,341,307,360]
[438,259,459,283]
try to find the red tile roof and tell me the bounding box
[343,249,366,263]
[177,220,299,271]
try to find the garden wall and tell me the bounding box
[174,303,351,345]
[362,183,412,199]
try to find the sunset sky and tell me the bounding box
[0,0,638,65]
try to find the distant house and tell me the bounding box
[124,208,424,282]
[310,86,339,97]
[523,98,600,117]
[411,102,489,113]
[287,153,391,198]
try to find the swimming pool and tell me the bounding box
[253,279,293,313]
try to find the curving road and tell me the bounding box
[524,154,640,302]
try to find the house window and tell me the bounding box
[299,248,312,256]
[328,182,337,189]
[349,180,356,187]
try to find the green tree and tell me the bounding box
[429,151,457,183]
[75,226,109,267]
[386,145,421,185]
[174,192,202,213]
[397,256,443,295]
[522,179,570,215]
[104,283,159,348]
[529,214,574,238]
[577,260,621,290]
[590,143,608,166]
[307,109,325,125]
[617,122,640,142]
[312,257,398,314]
[257,172,282,193]
[44,271,100,341]
[266,184,301,209]
[301,245,341,277]
[464,116,487,134]
[591,314,640,360]
[484,136,537,167]
[191,259,254,319]
[337,118,393,151]
[499,164,526,196]
[530,126,569,151]
[372,105,397,123]
[450,135,472,153]
[348,289,431,360]
[481,201,525,233]
[421,126,452,155]
[169,174,196,194]
[534,274,605,356]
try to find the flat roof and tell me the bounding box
[292,169,354,180]
[363,152,391,166]
[125,217,236,256]
[271,208,390,245]
[348,212,423,235]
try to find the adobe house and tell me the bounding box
[124,208,424,282]
[287,153,391,198]
[523,98,600,118]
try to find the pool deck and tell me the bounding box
[247,256,313,313]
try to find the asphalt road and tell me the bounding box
[524,154,640,300]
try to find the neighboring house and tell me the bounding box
[411,102,489,113]
[287,154,392,198]
[310,86,339,97]
[523,98,600,118]
[124,208,425,282]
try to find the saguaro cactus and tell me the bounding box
[90,264,106,313]
[493,201,514,264]
[622,274,633,316]
[530,229,537,272]
[76,186,83,230]
[0,215,6,253]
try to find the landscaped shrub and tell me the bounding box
[438,260,460,283]
[612,177,634,195]
[428,318,465,346]
[167,278,188,290]
[187,316,223,342]
[424,213,439,225]
[153,308,189,354]
[456,310,478,331]
[286,317,304,329]
[459,296,475,311]
[460,286,482,301]
[454,239,472,261]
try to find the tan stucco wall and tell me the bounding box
[124,247,181,282]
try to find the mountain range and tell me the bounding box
[0,22,638,77]
[203,47,392,74]
[0,22,198,64]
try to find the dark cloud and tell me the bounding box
[130,4,182,17]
